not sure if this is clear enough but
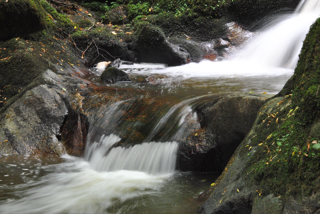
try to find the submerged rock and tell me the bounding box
[101,67,131,83]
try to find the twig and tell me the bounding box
[92,39,108,63]
[81,41,93,59]
[69,36,84,53]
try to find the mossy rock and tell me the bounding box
[71,27,136,66]
[101,66,131,83]
[0,38,48,109]
[40,0,76,33]
[0,0,47,41]
[134,21,187,65]
[226,0,299,30]
[146,13,228,42]
[102,5,129,24]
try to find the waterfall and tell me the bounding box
[86,134,178,174]
[138,0,320,79]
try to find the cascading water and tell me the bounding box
[1,0,320,213]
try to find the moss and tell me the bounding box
[40,0,77,33]
[0,0,47,41]
[241,18,320,198]
[78,19,93,28]
[134,21,165,47]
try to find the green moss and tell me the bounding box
[78,19,93,28]
[241,18,320,198]
[0,0,47,41]
[40,0,77,33]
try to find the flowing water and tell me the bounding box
[1,0,320,213]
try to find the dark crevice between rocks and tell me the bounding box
[60,106,89,157]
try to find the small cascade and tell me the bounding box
[87,135,178,174]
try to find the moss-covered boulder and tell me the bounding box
[0,0,47,41]
[134,21,188,66]
[101,66,131,83]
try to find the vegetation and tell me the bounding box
[241,17,320,198]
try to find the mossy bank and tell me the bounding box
[201,16,320,214]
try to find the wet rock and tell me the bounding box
[101,67,131,83]
[110,58,121,68]
[178,93,271,172]
[60,107,89,157]
[134,22,188,66]
[0,69,89,156]
[0,84,67,155]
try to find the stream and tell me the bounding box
[0,0,319,213]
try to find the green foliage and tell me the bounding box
[127,2,151,19]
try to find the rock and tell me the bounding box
[101,67,131,83]
[134,21,188,66]
[178,93,271,172]
[60,107,89,157]
[227,0,299,30]
[0,84,67,155]
[110,58,121,68]
[0,0,46,41]
[71,28,137,66]
[0,69,89,156]
[102,5,129,25]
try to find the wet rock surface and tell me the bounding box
[0,69,89,156]
[178,93,271,173]
[101,67,131,83]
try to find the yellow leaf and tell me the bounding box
[74,26,77,29]
[262,92,267,94]
[292,151,295,156]
[237,189,240,193]
[259,143,263,146]
[211,183,215,186]
[195,133,198,136]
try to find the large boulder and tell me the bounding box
[0,0,46,41]
[178,93,271,172]
[0,70,89,156]
[134,21,188,66]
